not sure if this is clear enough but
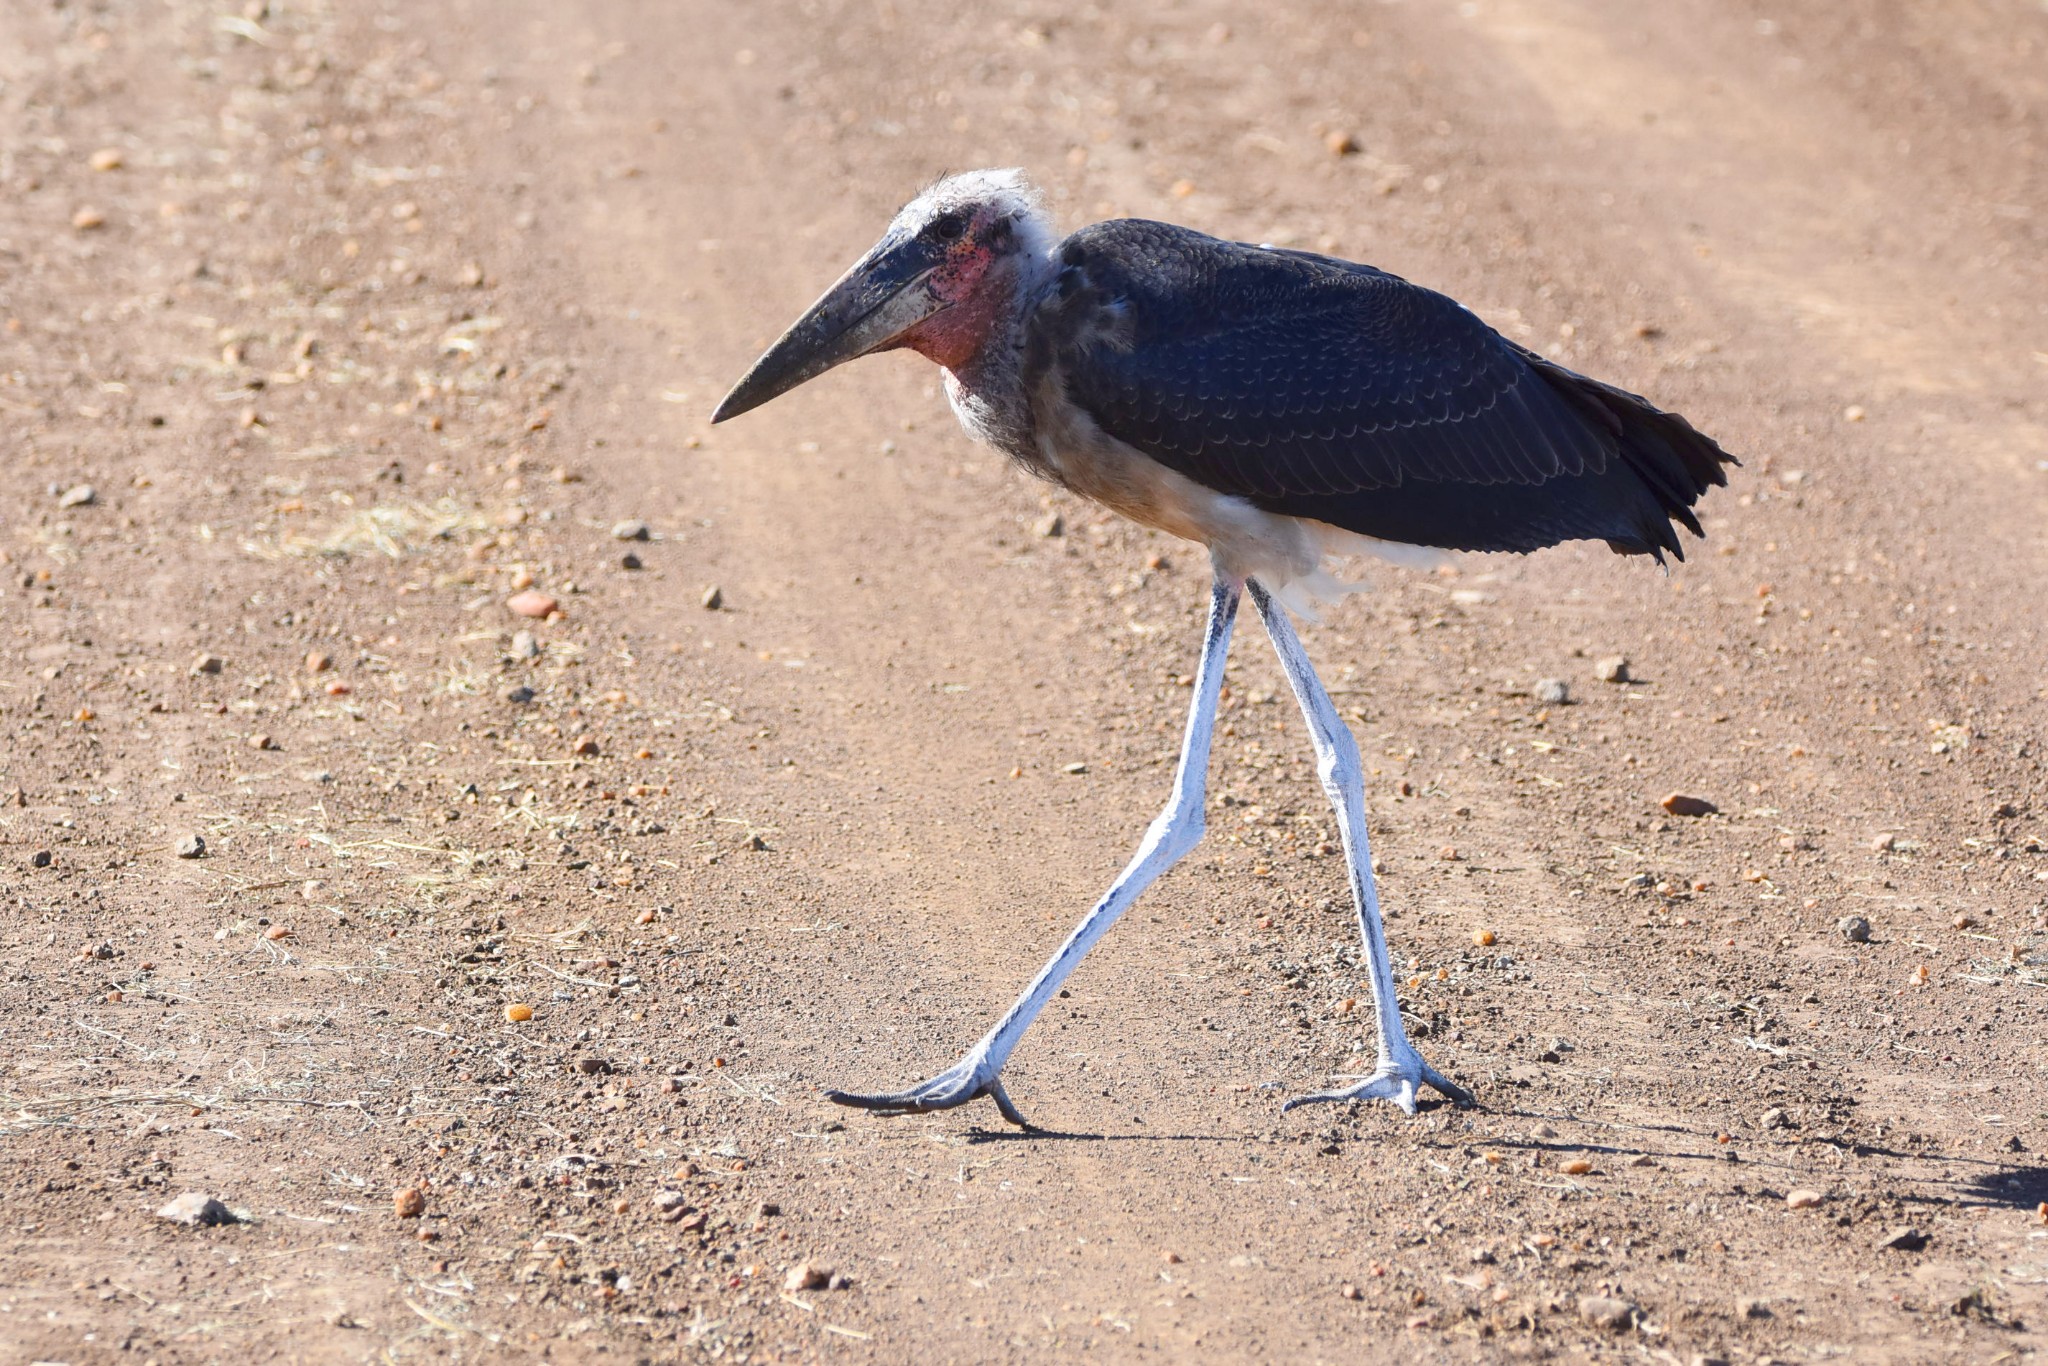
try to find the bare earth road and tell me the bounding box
[3,2,2046,1361]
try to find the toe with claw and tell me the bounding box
[824,1060,1034,1128]
[1283,1056,1474,1115]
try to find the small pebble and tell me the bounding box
[31,850,54,869]
[504,684,536,704]
[505,1003,534,1022]
[1838,915,1871,943]
[249,733,276,751]
[1878,1226,1927,1251]
[1033,512,1064,539]
[507,590,558,618]
[620,551,642,570]
[157,1192,234,1227]
[175,834,206,859]
[784,1262,831,1292]
[1660,792,1718,817]
[1560,1158,1593,1175]
[701,585,723,610]
[394,1187,426,1219]
[573,1057,611,1075]
[72,207,105,230]
[1325,130,1360,156]
[1870,832,1896,852]
[1577,1294,1635,1331]
[1843,404,1866,422]
[1952,912,1977,930]
[1472,929,1496,947]
[1339,1282,1363,1299]
[192,654,225,675]
[263,925,291,941]
[511,630,541,659]
[56,484,97,508]
[305,651,332,673]
[1785,1188,1823,1209]
[572,737,600,757]
[611,520,650,541]
[1593,655,1631,683]
[90,147,125,171]
[1532,677,1570,705]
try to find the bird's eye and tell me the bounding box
[928,211,968,243]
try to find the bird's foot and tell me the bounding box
[823,1058,1034,1129]
[1282,1049,1474,1115]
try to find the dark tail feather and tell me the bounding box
[1526,354,1739,560]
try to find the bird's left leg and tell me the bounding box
[1248,580,1474,1115]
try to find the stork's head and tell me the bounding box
[712,169,1052,423]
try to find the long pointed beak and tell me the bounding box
[711,237,945,423]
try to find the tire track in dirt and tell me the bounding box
[1466,0,2048,486]
[416,1,2048,1356]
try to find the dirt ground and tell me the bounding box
[3,1,2046,1361]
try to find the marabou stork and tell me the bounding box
[712,170,1733,1127]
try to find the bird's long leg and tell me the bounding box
[1247,579,1474,1115]
[825,570,1243,1128]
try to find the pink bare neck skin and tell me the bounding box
[901,239,1014,375]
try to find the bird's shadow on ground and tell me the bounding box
[908,1099,2048,1213]
[1486,1105,2048,1213]
[956,1092,1477,1145]
[1946,1162,2048,1212]
[962,1124,1234,1145]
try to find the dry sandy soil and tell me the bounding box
[3,1,2047,1362]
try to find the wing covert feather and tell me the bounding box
[1048,221,1607,500]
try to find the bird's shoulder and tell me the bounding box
[1033,218,1537,436]
[1039,219,1460,343]
[1023,218,1631,502]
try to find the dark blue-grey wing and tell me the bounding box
[1045,220,1733,558]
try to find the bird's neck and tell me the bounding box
[934,254,1053,464]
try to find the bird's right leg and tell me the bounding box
[1247,579,1473,1115]
[824,570,1242,1128]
